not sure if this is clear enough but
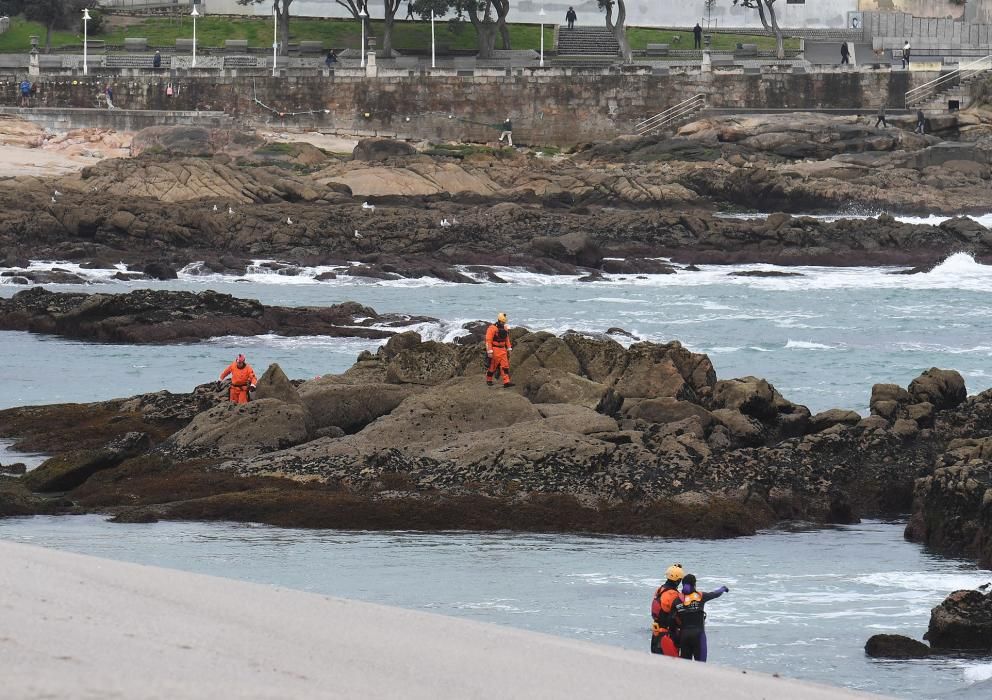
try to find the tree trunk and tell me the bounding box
[382,0,401,58]
[45,23,52,53]
[604,0,632,64]
[499,23,510,50]
[280,3,291,57]
[765,1,785,60]
[467,2,500,60]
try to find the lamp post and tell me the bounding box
[360,5,369,68]
[191,5,199,68]
[539,7,546,68]
[82,7,90,75]
[272,4,278,76]
[431,10,436,69]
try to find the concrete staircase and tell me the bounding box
[555,26,620,57]
[905,55,991,109]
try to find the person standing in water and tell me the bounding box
[673,573,730,662]
[651,563,685,656]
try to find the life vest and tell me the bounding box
[651,586,682,632]
[674,590,707,629]
[486,322,511,351]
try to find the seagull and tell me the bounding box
[286,217,293,225]
[212,204,218,212]
[362,201,375,213]
[53,189,62,197]
[354,230,362,239]
[51,196,57,203]
[228,206,235,215]
[440,218,451,228]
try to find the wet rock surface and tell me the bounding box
[926,589,992,651]
[864,634,933,659]
[0,331,986,545]
[0,288,436,343]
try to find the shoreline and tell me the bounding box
[0,539,885,699]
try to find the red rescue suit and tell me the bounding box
[651,585,683,657]
[485,321,512,386]
[220,362,257,404]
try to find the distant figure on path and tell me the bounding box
[915,109,926,134]
[840,42,850,65]
[220,354,257,404]
[694,23,702,50]
[902,40,911,69]
[875,103,887,128]
[104,84,114,109]
[325,49,337,67]
[566,7,577,29]
[19,78,31,107]
[406,0,414,20]
[498,116,513,147]
[674,574,730,662]
[153,50,162,70]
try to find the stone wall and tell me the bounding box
[0,69,933,145]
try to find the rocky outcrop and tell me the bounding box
[0,288,436,344]
[926,589,992,651]
[23,432,151,492]
[253,364,302,404]
[864,634,932,659]
[162,398,313,458]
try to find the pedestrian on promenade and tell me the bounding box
[694,23,702,50]
[325,50,337,68]
[19,78,31,107]
[566,7,577,30]
[153,50,162,70]
[104,83,115,110]
[840,42,850,65]
[406,0,414,20]
[902,40,911,69]
[915,109,926,134]
[875,103,887,128]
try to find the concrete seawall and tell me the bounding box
[0,69,934,145]
[0,540,885,699]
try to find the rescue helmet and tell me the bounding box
[665,563,684,582]
[497,312,507,323]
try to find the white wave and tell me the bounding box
[854,571,992,593]
[203,333,384,352]
[715,212,992,229]
[785,340,838,350]
[584,297,650,304]
[706,346,743,354]
[964,664,992,683]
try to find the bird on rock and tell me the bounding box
[362,201,375,213]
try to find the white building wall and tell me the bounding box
[203,0,860,29]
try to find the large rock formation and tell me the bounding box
[926,589,992,651]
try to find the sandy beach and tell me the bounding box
[0,540,885,699]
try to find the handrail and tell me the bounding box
[635,93,705,135]
[904,54,992,107]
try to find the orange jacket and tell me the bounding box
[220,362,257,388]
[486,322,512,353]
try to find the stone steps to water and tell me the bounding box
[556,26,620,56]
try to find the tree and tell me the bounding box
[24,0,85,52]
[733,0,784,59]
[598,0,632,64]
[336,0,368,21]
[464,0,510,59]
[381,0,403,57]
[238,0,294,56]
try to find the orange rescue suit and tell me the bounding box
[220,362,257,404]
[485,322,512,386]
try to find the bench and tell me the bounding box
[175,38,194,53]
[299,40,324,54]
[743,66,761,75]
[710,58,736,68]
[733,43,757,58]
[645,43,669,56]
[124,38,148,52]
[105,54,158,69]
[224,55,258,68]
[225,40,249,53]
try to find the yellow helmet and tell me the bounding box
[497,312,507,323]
[665,563,684,582]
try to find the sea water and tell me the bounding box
[0,516,989,699]
[4,223,992,697]
[3,252,992,412]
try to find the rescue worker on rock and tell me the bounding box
[674,573,729,662]
[650,563,684,656]
[219,354,257,404]
[485,312,514,388]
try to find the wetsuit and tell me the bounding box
[650,583,683,656]
[674,587,726,661]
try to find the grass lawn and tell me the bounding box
[0,14,793,54]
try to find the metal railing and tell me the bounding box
[904,54,992,108]
[634,93,705,136]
